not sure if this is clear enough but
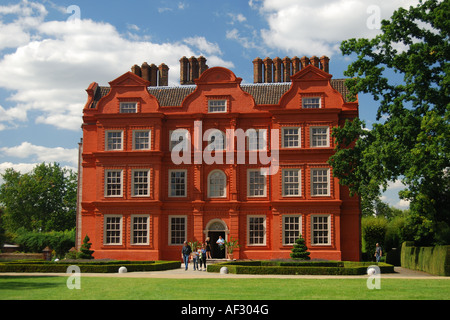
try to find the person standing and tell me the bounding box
[191,247,199,271]
[199,244,207,271]
[205,237,212,259]
[375,243,382,262]
[181,241,192,271]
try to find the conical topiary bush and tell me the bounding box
[290,234,311,260]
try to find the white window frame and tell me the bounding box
[247,129,267,151]
[282,169,302,197]
[310,126,329,147]
[120,102,137,113]
[168,169,187,197]
[311,214,331,246]
[282,215,302,246]
[247,169,267,198]
[311,168,330,197]
[207,170,227,198]
[169,129,189,151]
[302,97,321,108]
[282,127,301,148]
[105,130,123,151]
[133,130,151,150]
[131,169,150,197]
[131,214,150,245]
[247,215,266,246]
[169,215,187,245]
[208,99,227,113]
[104,169,123,197]
[104,214,123,245]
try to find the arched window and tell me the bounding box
[208,170,227,198]
[207,129,225,151]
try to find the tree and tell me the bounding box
[0,162,77,233]
[329,0,450,245]
[290,234,311,260]
[78,235,94,259]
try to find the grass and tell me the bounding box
[0,276,449,300]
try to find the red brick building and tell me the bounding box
[77,56,360,261]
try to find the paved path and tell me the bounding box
[0,265,446,279]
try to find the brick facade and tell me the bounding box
[77,56,360,261]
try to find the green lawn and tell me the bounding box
[0,276,449,300]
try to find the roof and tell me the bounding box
[89,79,350,108]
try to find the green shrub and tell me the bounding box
[0,260,180,273]
[361,216,388,258]
[13,229,75,258]
[401,242,450,276]
[207,260,394,275]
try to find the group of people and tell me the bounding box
[181,236,225,271]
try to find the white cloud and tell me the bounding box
[0,1,232,132]
[183,36,222,56]
[256,0,421,56]
[0,142,78,166]
[395,199,410,209]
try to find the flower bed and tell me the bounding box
[207,260,394,275]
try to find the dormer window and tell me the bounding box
[302,97,321,108]
[120,102,137,113]
[208,100,227,113]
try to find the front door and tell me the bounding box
[208,231,226,259]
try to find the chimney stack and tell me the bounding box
[252,55,331,83]
[320,55,330,73]
[180,56,208,85]
[300,56,309,69]
[253,57,263,83]
[310,56,320,68]
[158,63,169,86]
[131,61,169,86]
[131,64,142,77]
[273,57,282,83]
[282,57,291,82]
[263,57,273,83]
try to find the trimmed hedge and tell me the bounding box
[401,242,450,276]
[0,260,180,273]
[207,260,394,275]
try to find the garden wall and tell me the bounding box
[401,241,450,276]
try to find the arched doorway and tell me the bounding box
[205,219,228,259]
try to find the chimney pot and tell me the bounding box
[300,56,309,69]
[320,55,330,73]
[282,57,291,82]
[141,62,151,81]
[150,64,158,86]
[263,57,273,83]
[158,63,169,86]
[189,56,199,84]
[253,57,263,83]
[180,56,189,85]
[291,56,300,75]
[310,56,320,68]
[273,57,282,83]
[131,64,141,77]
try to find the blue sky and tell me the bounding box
[0,0,418,209]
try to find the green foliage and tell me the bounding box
[401,242,450,276]
[224,236,240,254]
[0,162,77,233]
[207,260,394,275]
[290,234,311,260]
[361,216,388,256]
[330,0,450,246]
[13,229,75,258]
[0,260,180,273]
[78,235,94,259]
